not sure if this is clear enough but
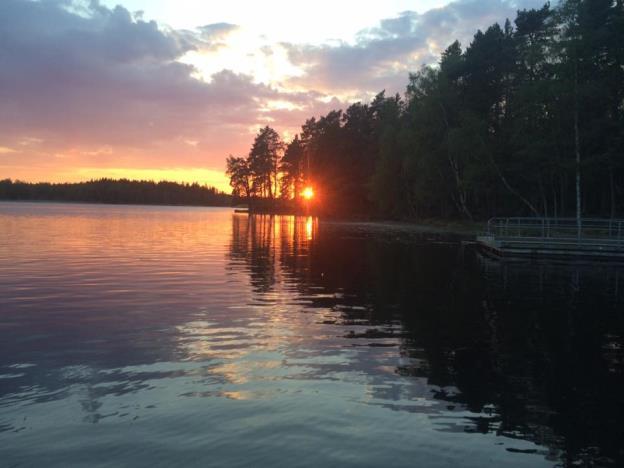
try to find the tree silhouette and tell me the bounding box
[248,126,283,199]
[0,179,231,206]
[226,156,252,199]
[225,1,623,220]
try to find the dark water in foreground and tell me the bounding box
[1,202,623,467]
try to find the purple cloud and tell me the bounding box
[282,0,546,94]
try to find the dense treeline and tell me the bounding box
[0,178,232,207]
[227,0,624,220]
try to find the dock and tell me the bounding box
[233,204,249,214]
[477,217,624,259]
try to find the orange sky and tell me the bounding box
[8,166,232,193]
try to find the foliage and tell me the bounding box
[226,0,623,219]
[226,156,252,198]
[280,136,305,200]
[248,126,284,199]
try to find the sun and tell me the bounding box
[302,187,314,200]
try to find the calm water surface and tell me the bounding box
[1,202,623,467]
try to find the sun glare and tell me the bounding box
[302,187,314,200]
[305,216,313,241]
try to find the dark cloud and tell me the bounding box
[283,0,546,94]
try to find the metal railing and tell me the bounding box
[485,217,624,249]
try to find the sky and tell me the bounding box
[0,0,545,192]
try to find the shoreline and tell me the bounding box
[321,218,484,239]
[0,199,231,209]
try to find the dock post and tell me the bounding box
[577,218,582,246]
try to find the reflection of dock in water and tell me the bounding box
[477,217,624,260]
[472,244,624,464]
[475,246,623,302]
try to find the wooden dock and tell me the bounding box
[477,217,624,260]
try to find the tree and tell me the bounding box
[226,155,252,199]
[556,0,619,227]
[223,1,621,221]
[370,92,404,217]
[280,136,305,200]
[248,126,283,199]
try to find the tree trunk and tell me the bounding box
[561,174,566,218]
[609,162,615,219]
[574,61,582,240]
[539,176,548,218]
[486,149,540,217]
[437,102,472,220]
[553,182,558,219]
[273,160,278,201]
[475,132,540,217]
[448,153,472,220]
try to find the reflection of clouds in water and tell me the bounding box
[223,214,467,418]
[1,205,623,467]
[226,213,624,465]
[169,214,341,395]
[173,214,445,408]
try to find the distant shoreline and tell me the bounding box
[0,178,231,207]
[0,199,232,209]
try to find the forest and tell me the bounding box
[0,179,231,207]
[227,0,624,220]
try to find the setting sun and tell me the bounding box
[302,187,314,200]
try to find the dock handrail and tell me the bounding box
[486,217,624,246]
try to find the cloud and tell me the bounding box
[0,0,331,188]
[282,0,546,94]
[176,22,241,52]
[0,0,547,189]
[198,22,239,40]
[0,1,262,141]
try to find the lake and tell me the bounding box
[1,202,623,467]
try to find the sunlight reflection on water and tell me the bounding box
[0,202,622,467]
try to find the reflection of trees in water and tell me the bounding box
[230,214,275,292]
[228,216,624,466]
[476,255,624,466]
[229,214,316,293]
